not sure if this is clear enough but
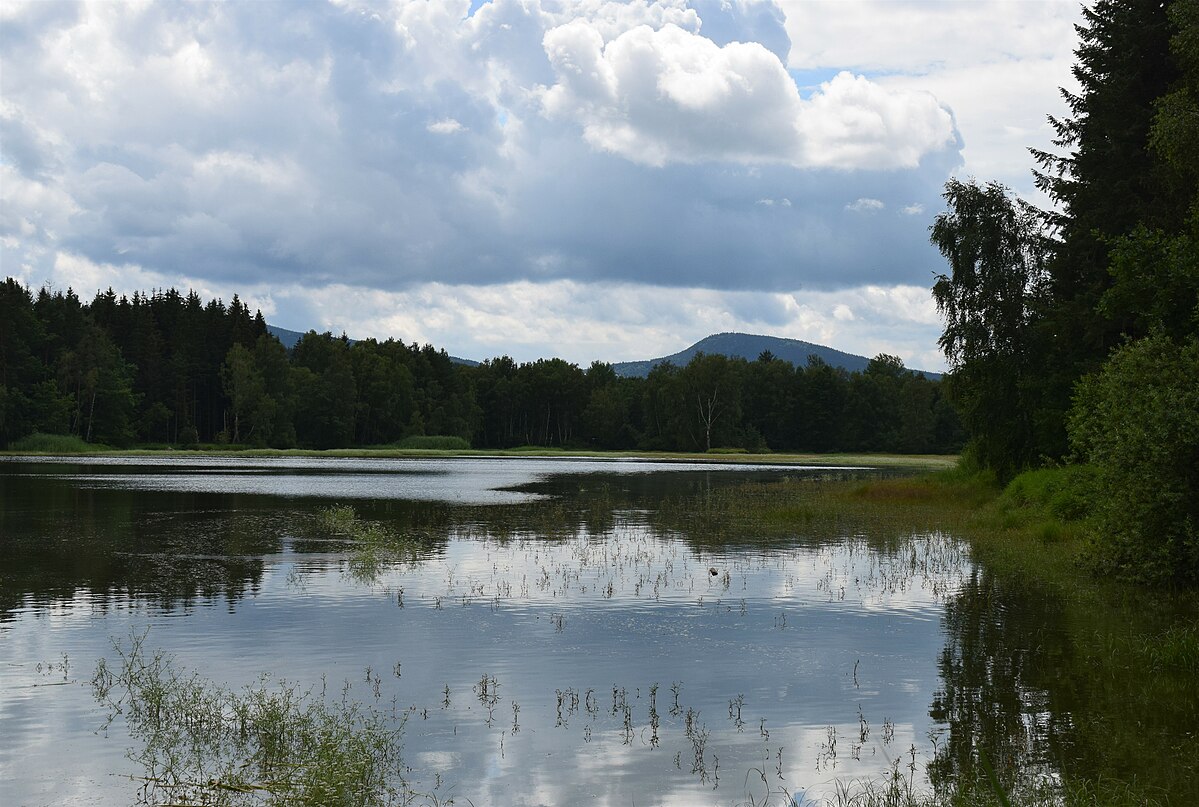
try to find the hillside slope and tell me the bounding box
[611,332,941,379]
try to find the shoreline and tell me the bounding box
[0,446,958,469]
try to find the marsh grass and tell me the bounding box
[650,469,985,551]
[391,435,472,450]
[1140,623,1199,674]
[91,631,408,807]
[314,506,429,583]
[652,467,1196,806]
[8,431,110,453]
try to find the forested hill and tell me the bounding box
[612,332,941,379]
[266,324,334,349]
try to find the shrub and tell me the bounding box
[394,435,471,450]
[8,432,103,453]
[999,466,1097,522]
[1069,335,1199,583]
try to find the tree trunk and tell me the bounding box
[86,389,97,442]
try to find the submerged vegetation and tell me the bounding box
[91,631,408,807]
[313,505,429,582]
[663,469,1198,805]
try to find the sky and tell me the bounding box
[0,0,1083,372]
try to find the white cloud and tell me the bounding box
[777,0,1081,200]
[0,0,1085,370]
[540,22,954,169]
[427,118,465,134]
[845,197,884,213]
[243,276,946,372]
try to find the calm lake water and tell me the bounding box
[0,456,1194,806]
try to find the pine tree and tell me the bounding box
[1030,0,1184,456]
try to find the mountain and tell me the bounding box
[267,324,321,349]
[610,332,941,379]
[266,325,480,367]
[268,325,937,378]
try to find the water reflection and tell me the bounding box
[1,457,959,806]
[0,458,882,621]
[929,567,1199,803]
[8,457,1191,806]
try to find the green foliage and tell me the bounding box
[930,179,1050,479]
[998,466,1097,522]
[3,278,960,455]
[8,431,106,453]
[679,352,742,451]
[394,434,471,450]
[91,631,406,807]
[1102,214,1199,340]
[313,505,425,582]
[1069,334,1199,583]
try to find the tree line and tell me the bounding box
[932,0,1197,582]
[0,279,962,454]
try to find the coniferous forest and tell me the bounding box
[0,279,962,455]
[933,0,1198,582]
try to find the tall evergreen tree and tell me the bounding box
[1030,0,1184,455]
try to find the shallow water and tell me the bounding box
[1,456,1192,806]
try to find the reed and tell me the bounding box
[91,631,407,807]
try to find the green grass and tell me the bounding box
[392,435,472,450]
[7,432,110,453]
[313,505,428,582]
[92,631,408,807]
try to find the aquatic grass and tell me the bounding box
[7,431,111,453]
[1135,623,1199,674]
[767,762,1171,807]
[647,468,1198,805]
[91,631,408,807]
[391,435,472,450]
[314,506,429,583]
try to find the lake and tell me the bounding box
[0,456,1193,806]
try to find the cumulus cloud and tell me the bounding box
[539,22,954,169]
[0,0,1080,366]
[777,0,1081,201]
[0,0,962,296]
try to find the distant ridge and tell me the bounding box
[267,324,331,349]
[268,325,937,378]
[266,325,480,367]
[610,332,941,379]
